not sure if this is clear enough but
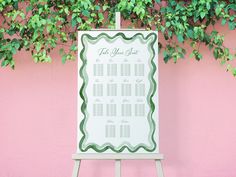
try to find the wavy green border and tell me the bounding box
[79,32,157,153]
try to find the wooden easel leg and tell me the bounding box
[155,160,164,177]
[115,160,121,177]
[72,160,81,177]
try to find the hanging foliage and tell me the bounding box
[0,0,236,76]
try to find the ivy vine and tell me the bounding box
[0,0,236,76]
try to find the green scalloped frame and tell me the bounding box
[79,32,157,153]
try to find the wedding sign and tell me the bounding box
[77,31,159,153]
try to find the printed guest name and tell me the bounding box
[98,47,138,57]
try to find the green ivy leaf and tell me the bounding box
[70,43,77,51]
[26,5,33,13]
[166,22,171,27]
[221,18,227,25]
[228,21,235,30]
[200,12,205,19]
[82,10,90,17]
[71,18,77,28]
[0,0,235,77]
[1,59,9,67]
[232,68,236,76]
[95,5,100,11]
[177,34,184,43]
[215,6,222,16]
[62,54,67,64]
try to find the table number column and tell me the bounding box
[107,63,117,76]
[135,63,145,76]
[93,63,103,76]
[106,103,117,117]
[135,103,145,117]
[135,82,145,96]
[93,103,103,117]
[93,83,103,96]
[121,83,131,96]
[107,83,117,96]
[121,63,131,76]
[121,103,132,117]
[105,123,116,138]
[120,124,130,138]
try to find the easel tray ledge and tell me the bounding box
[72,153,164,160]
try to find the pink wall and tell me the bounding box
[1,26,236,177]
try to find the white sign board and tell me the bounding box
[77,31,159,153]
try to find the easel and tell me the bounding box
[72,12,165,177]
[72,153,164,177]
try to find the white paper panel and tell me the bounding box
[77,31,159,153]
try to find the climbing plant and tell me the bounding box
[0,0,236,76]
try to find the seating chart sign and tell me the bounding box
[77,31,159,153]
